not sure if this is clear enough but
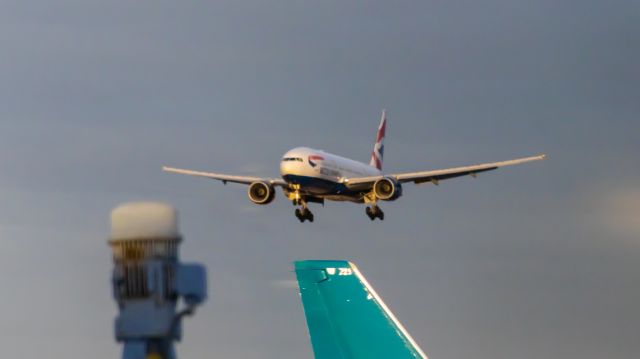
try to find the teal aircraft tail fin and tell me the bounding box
[294,260,428,359]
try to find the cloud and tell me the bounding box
[595,187,640,238]
[240,204,260,213]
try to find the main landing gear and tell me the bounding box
[292,194,314,223]
[365,205,384,221]
[295,207,314,223]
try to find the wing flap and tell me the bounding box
[162,166,288,187]
[409,166,498,184]
[343,154,545,189]
[396,154,545,184]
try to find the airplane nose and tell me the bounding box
[280,159,302,177]
[280,160,293,176]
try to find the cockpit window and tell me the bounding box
[282,157,303,162]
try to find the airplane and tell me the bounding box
[295,260,428,359]
[163,110,545,222]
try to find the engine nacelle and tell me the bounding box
[248,182,276,205]
[373,177,403,201]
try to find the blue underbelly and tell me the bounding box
[283,174,356,196]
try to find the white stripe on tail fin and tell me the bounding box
[369,110,387,170]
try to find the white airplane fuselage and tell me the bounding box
[280,147,380,202]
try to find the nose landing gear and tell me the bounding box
[365,205,384,221]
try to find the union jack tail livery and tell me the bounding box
[369,110,387,170]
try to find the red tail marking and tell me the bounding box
[376,120,386,142]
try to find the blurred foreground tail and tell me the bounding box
[294,260,427,359]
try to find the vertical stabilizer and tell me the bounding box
[369,110,387,170]
[294,260,428,359]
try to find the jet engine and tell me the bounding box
[373,177,402,201]
[248,182,276,205]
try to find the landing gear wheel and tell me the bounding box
[295,207,314,223]
[366,206,384,221]
[365,206,375,221]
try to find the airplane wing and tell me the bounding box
[344,154,546,190]
[162,166,289,187]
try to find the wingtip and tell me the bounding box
[162,166,178,172]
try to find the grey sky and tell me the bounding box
[0,1,639,358]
